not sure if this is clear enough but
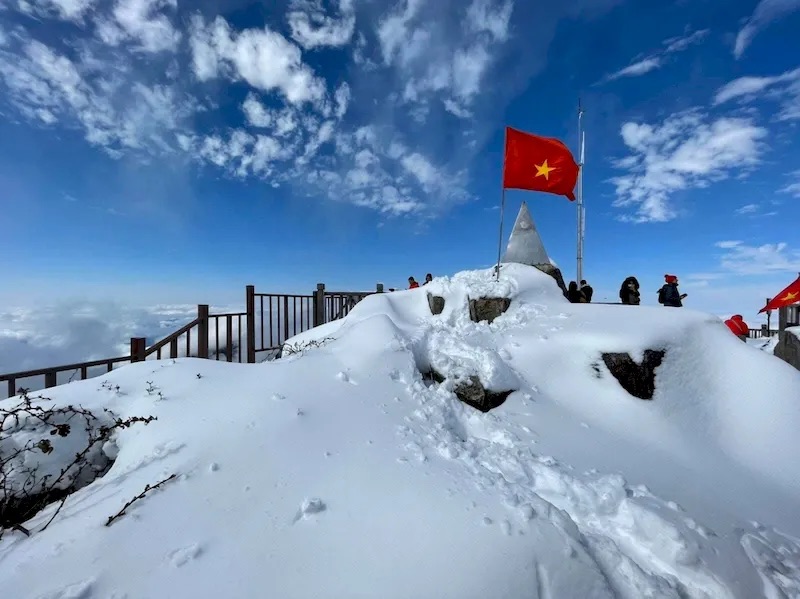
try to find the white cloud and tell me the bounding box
[377,0,512,117]
[611,110,768,222]
[602,28,708,83]
[715,240,800,274]
[287,0,356,50]
[16,0,96,21]
[780,170,800,197]
[189,15,326,107]
[466,0,513,42]
[333,81,350,119]
[0,36,197,156]
[604,57,662,81]
[714,67,800,121]
[242,93,272,128]
[735,203,759,215]
[662,28,709,53]
[734,0,800,59]
[99,0,181,53]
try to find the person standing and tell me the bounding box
[423,273,433,285]
[658,274,687,307]
[567,281,587,303]
[724,314,749,341]
[619,276,641,305]
[408,276,420,289]
[579,280,594,303]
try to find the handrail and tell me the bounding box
[0,355,131,381]
[1,284,384,398]
[144,317,200,357]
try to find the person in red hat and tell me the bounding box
[724,314,749,341]
[658,274,687,307]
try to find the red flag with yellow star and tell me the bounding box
[759,275,800,313]
[502,126,580,200]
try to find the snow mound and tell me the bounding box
[2,265,799,598]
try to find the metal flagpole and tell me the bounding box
[495,128,508,282]
[576,99,585,284]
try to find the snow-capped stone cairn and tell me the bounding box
[501,201,568,297]
[600,350,665,400]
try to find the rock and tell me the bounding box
[468,297,512,324]
[601,350,665,400]
[427,293,445,315]
[774,328,800,371]
[533,263,568,297]
[423,371,513,412]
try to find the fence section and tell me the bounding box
[1,282,383,399]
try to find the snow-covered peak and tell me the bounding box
[2,266,800,598]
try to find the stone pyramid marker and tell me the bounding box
[502,201,550,266]
[501,201,567,296]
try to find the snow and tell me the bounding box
[2,264,800,598]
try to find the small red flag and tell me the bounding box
[759,275,800,313]
[502,126,580,201]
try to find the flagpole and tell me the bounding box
[576,99,585,284]
[496,128,508,282]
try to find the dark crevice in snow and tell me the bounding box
[601,350,665,400]
[421,370,514,413]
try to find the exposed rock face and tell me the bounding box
[601,350,665,400]
[533,263,568,297]
[424,371,514,412]
[774,328,800,371]
[427,293,445,316]
[468,297,511,324]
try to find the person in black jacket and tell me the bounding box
[658,274,687,307]
[619,276,641,305]
[579,280,594,303]
[567,281,587,303]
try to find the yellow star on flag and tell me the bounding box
[780,291,799,302]
[535,159,556,180]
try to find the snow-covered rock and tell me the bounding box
[1,265,799,598]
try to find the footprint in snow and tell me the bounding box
[271,393,285,401]
[167,544,203,568]
[336,371,357,384]
[37,578,95,599]
[292,498,327,523]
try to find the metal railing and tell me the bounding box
[1,282,383,399]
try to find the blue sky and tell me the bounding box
[0,0,798,320]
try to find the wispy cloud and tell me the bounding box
[715,240,800,274]
[287,0,356,50]
[601,27,708,83]
[734,0,800,59]
[714,67,800,122]
[734,202,778,217]
[780,170,800,197]
[0,0,622,220]
[735,203,759,215]
[610,110,768,223]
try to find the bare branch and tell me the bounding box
[105,474,178,527]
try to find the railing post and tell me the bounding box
[766,298,771,331]
[376,283,384,293]
[283,295,290,342]
[130,337,146,362]
[197,304,209,359]
[313,283,326,327]
[44,371,57,388]
[7,378,16,398]
[246,285,256,364]
[779,306,788,333]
